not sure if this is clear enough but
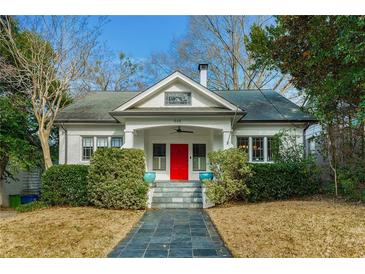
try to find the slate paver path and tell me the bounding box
[108,209,232,258]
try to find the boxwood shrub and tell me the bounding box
[247,162,320,202]
[41,164,89,206]
[87,148,148,209]
[204,148,251,205]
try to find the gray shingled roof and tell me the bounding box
[55,90,315,123]
[56,91,140,122]
[213,90,315,122]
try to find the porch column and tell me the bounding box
[222,130,233,149]
[123,129,134,148]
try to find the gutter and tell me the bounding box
[303,121,314,157]
[60,123,68,164]
[109,111,245,117]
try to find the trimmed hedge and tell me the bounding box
[41,164,89,206]
[87,148,148,209]
[247,162,320,202]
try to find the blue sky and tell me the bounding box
[96,16,189,60]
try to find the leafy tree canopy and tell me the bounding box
[245,16,365,121]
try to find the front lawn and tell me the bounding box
[207,199,365,257]
[0,207,144,257]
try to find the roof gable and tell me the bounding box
[112,71,242,112]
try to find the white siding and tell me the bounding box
[136,81,222,108]
[59,124,124,164]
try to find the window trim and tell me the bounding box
[111,136,124,148]
[152,143,166,171]
[193,144,206,171]
[237,136,249,155]
[267,137,273,162]
[81,136,94,161]
[80,135,124,162]
[251,136,265,162]
[236,136,274,163]
[96,136,108,149]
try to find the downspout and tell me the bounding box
[60,123,68,164]
[229,106,246,146]
[303,122,311,158]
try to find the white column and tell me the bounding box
[222,130,233,149]
[58,127,66,164]
[123,129,134,148]
[248,137,253,162]
[264,136,268,162]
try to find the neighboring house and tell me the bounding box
[0,168,41,207]
[55,64,316,182]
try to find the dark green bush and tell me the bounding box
[87,148,148,209]
[41,164,89,206]
[338,162,365,201]
[16,201,48,213]
[204,148,251,205]
[247,162,320,202]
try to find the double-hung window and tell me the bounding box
[237,137,249,154]
[153,144,166,170]
[111,137,123,148]
[252,137,264,162]
[96,137,108,149]
[82,137,94,161]
[193,144,206,171]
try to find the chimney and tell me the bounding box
[198,63,208,87]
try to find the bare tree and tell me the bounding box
[145,16,292,93]
[0,16,103,169]
[79,51,146,92]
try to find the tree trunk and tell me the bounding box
[39,129,53,169]
[0,154,9,181]
[327,124,338,196]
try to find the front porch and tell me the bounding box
[121,120,234,181]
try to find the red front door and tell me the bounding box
[170,144,189,181]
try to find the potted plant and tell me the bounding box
[143,171,156,184]
[199,171,214,182]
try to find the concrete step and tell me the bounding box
[153,187,202,193]
[152,197,203,203]
[151,202,203,209]
[152,192,202,198]
[155,181,202,188]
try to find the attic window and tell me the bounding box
[165,92,191,106]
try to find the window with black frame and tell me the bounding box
[237,137,249,154]
[111,137,123,148]
[153,144,166,170]
[252,137,264,162]
[193,144,206,171]
[82,137,94,160]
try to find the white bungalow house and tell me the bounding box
[56,64,315,208]
[56,64,315,184]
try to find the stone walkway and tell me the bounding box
[108,209,232,258]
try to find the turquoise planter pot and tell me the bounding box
[199,171,214,182]
[144,172,156,184]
